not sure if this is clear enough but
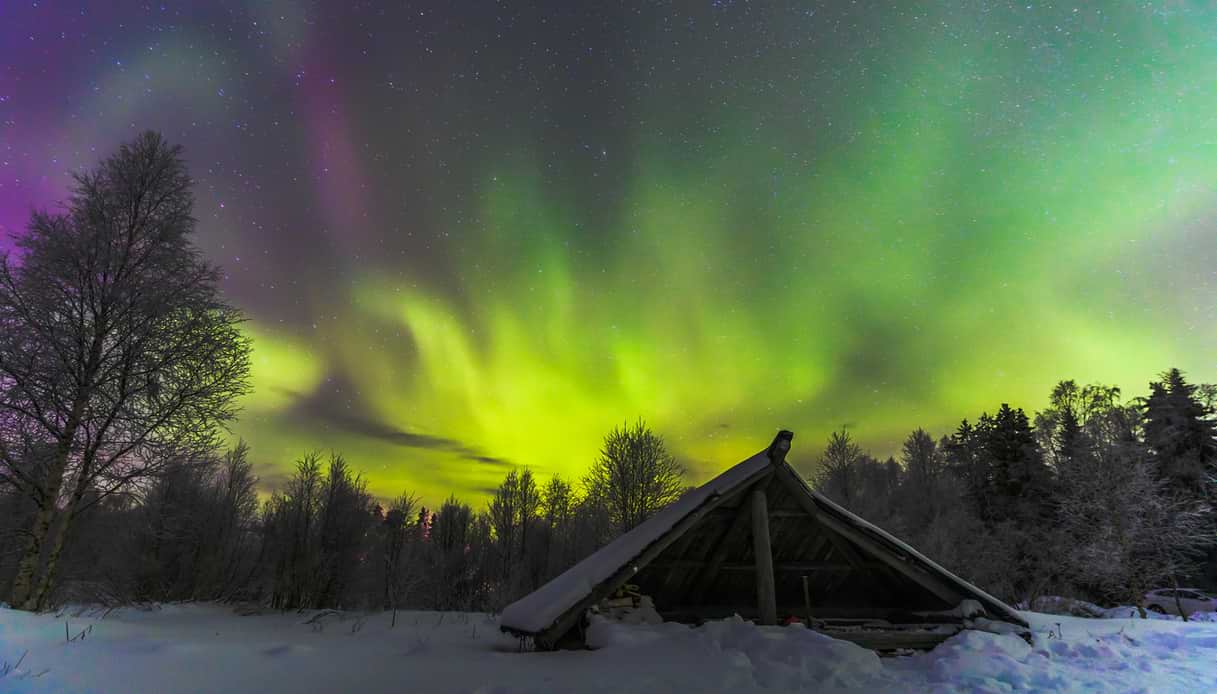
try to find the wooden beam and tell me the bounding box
[771,463,962,608]
[531,464,774,649]
[802,531,832,563]
[724,562,877,572]
[815,526,909,596]
[710,507,806,519]
[751,488,777,626]
[815,511,961,606]
[818,625,961,652]
[651,560,876,572]
[687,492,757,604]
[821,524,868,568]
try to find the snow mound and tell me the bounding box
[587,615,890,692]
[1100,606,1182,621]
[1027,596,1106,618]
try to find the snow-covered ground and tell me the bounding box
[2,604,1216,693]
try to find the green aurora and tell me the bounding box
[2,3,1214,504]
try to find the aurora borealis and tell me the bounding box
[1,2,1214,504]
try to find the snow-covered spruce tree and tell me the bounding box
[1142,369,1217,499]
[0,132,251,611]
[943,418,993,522]
[899,429,942,516]
[1041,380,1214,607]
[937,405,1059,602]
[1141,369,1217,588]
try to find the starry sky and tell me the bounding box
[1,1,1215,504]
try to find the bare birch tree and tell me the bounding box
[0,132,251,610]
[812,429,863,507]
[584,419,685,533]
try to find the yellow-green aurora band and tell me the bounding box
[1,3,1213,504]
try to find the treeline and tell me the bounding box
[4,370,1212,615]
[811,371,1217,611]
[0,421,686,613]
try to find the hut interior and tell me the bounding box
[502,431,1030,653]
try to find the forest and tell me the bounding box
[4,373,1215,619]
[1,133,1215,619]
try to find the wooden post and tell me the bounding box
[802,574,813,625]
[767,430,794,465]
[751,489,778,626]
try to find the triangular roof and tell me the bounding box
[501,433,1027,648]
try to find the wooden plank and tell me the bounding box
[751,489,778,626]
[802,575,814,624]
[821,526,868,568]
[817,626,960,652]
[816,512,961,606]
[709,507,807,519]
[652,522,718,596]
[821,532,907,595]
[724,562,877,572]
[802,532,832,563]
[687,476,769,604]
[532,464,774,649]
[772,463,963,608]
[654,560,874,572]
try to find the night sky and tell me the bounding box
[2,2,1215,504]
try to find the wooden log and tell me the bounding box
[710,507,806,519]
[653,560,875,572]
[818,625,960,652]
[727,562,873,572]
[751,489,778,626]
[802,575,813,624]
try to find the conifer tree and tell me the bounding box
[1143,368,1217,498]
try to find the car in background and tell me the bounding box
[1144,588,1217,617]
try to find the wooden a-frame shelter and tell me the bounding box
[500,431,1029,651]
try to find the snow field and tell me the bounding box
[2,604,1216,693]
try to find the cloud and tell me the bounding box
[289,378,513,467]
[325,410,513,467]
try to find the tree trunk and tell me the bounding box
[8,422,79,609]
[26,510,70,611]
[26,467,90,611]
[9,497,57,608]
[1171,574,1189,623]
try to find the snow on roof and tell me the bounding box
[499,449,772,635]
